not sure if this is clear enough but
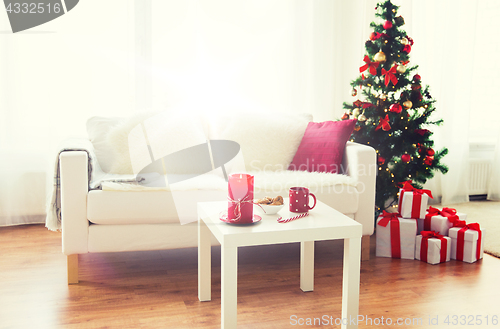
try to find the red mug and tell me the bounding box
[289,187,316,213]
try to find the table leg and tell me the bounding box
[222,246,238,329]
[341,237,361,329]
[300,241,314,292]
[198,219,211,302]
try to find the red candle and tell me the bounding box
[228,173,254,223]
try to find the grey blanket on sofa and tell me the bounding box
[45,138,140,231]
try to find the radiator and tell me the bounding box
[468,159,492,195]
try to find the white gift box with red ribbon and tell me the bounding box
[449,223,484,263]
[417,207,467,236]
[397,181,433,220]
[415,232,451,265]
[376,212,417,260]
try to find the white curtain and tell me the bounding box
[405,0,478,205]
[487,130,500,200]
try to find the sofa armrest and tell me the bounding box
[343,142,377,236]
[60,151,89,255]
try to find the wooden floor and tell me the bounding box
[1,224,500,329]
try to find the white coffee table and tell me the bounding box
[197,199,362,329]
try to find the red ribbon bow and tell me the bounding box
[382,64,399,86]
[420,230,448,263]
[359,55,380,75]
[378,211,401,259]
[377,210,400,227]
[424,207,459,232]
[400,181,433,199]
[375,114,391,131]
[453,222,482,262]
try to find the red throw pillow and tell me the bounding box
[288,119,357,173]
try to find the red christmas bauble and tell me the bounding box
[424,156,434,165]
[370,32,377,40]
[389,103,402,113]
[403,44,412,53]
[401,154,411,163]
[413,74,421,82]
[378,156,385,165]
[427,148,435,156]
[383,20,393,30]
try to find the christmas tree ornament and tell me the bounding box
[383,20,393,30]
[389,103,402,113]
[403,44,412,53]
[360,55,380,75]
[397,65,406,74]
[427,148,435,156]
[407,36,414,46]
[403,100,413,109]
[373,51,387,63]
[413,74,421,82]
[424,156,434,165]
[394,15,405,26]
[358,113,367,122]
[376,114,391,131]
[352,88,357,96]
[411,83,421,90]
[382,65,399,86]
[370,32,382,41]
[401,37,409,45]
[353,108,361,117]
[353,100,363,108]
[401,154,411,163]
[378,156,386,165]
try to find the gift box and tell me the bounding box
[415,231,451,265]
[376,211,417,260]
[449,223,484,263]
[398,181,433,219]
[418,207,467,236]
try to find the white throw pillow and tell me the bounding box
[210,112,312,171]
[86,116,124,172]
[106,111,207,174]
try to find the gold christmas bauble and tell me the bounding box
[352,108,361,117]
[397,65,406,74]
[358,114,367,122]
[403,100,413,109]
[373,51,386,63]
[401,37,409,45]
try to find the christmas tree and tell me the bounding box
[341,0,448,213]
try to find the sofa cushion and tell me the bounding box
[107,112,208,174]
[288,119,357,173]
[87,171,358,224]
[86,116,124,172]
[210,112,312,171]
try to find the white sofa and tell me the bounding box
[58,111,376,284]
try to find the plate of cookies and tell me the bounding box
[254,196,284,215]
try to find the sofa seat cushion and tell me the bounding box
[87,189,226,225]
[88,171,358,225]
